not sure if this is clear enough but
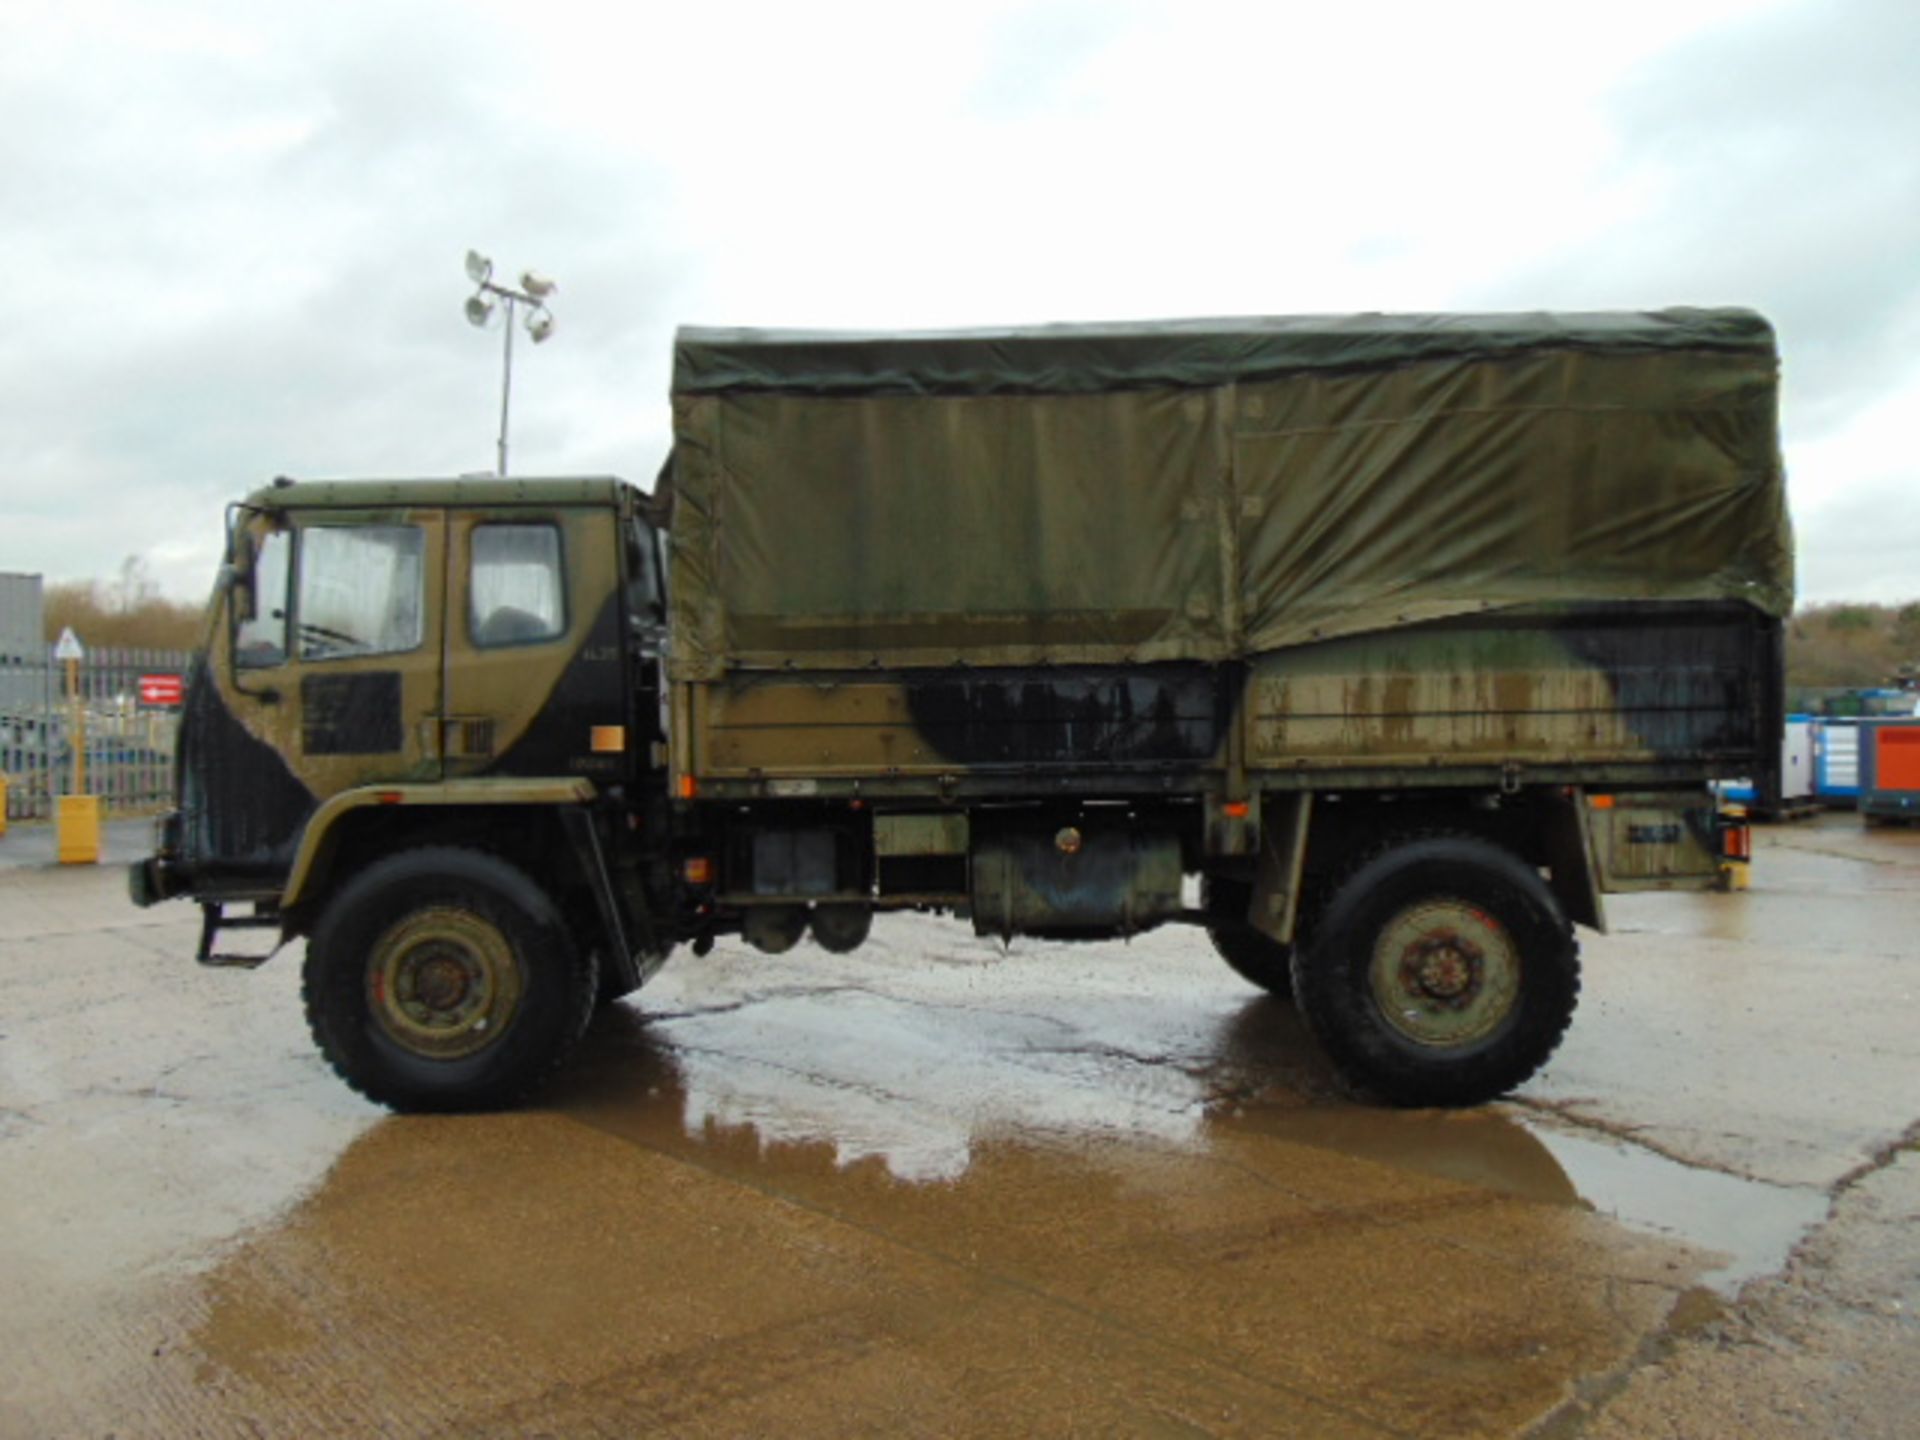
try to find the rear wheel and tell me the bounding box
[1202,876,1295,998]
[303,847,597,1112]
[1290,836,1579,1107]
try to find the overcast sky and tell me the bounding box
[3,0,1916,605]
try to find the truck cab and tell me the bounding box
[136,477,672,996]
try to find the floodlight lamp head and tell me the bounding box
[465,250,493,284]
[465,294,493,327]
[527,309,555,343]
[520,270,556,299]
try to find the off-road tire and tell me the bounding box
[1289,835,1579,1107]
[1201,876,1296,999]
[303,846,597,1112]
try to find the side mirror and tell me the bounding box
[219,561,257,624]
[224,515,261,615]
[221,528,280,703]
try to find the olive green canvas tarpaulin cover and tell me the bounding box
[666,310,1792,680]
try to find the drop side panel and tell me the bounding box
[1242,604,1778,788]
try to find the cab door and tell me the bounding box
[229,507,447,797]
[440,507,631,782]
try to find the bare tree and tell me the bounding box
[113,555,159,615]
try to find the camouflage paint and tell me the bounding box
[678,602,1777,802]
[146,479,651,905]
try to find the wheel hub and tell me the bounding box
[367,908,522,1060]
[411,949,475,1012]
[1406,934,1480,1002]
[1369,900,1519,1048]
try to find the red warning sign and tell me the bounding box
[138,674,185,707]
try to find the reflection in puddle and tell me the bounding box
[564,967,1357,1182]
[563,954,1826,1299]
[568,986,1225,1182]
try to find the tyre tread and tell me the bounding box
[1290,829,1581,1107]
[301,845,597,1112]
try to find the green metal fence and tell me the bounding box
[1,648,192,821]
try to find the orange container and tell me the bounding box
[1877,726,1920,790]
[1860,718,1920,823]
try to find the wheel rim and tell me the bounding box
[366,907,523,1059]
[1367,899,1520,1048]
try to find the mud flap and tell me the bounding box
[1540,789,1606,933]
[1248,792,1312,944]
[558,807,661,992]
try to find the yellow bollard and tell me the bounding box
[57,794,101,865]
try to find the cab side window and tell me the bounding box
[297,524,426,660]
[470,524,565,647]
[235,528,292,668]
[624,516,665,624]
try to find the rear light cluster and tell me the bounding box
[1721,821,1752,862]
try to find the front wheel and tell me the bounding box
[303,847,597,1112]
[1290,836,1580,1107]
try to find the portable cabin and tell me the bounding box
[1859,717,1920,824]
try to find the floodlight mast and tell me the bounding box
[462,251,557,476]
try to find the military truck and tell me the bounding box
[131,309,1792,1111]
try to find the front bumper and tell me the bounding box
[128,811,188,908]
[128,854,187,908]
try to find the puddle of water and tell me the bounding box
[570,925,1834,1297]
[1517,1123,1829,1295]
[1227,1102,1828,1297]
[585,984,1224,1183]
[1221,1106,1583,1208]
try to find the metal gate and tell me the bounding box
[1,647,193,821]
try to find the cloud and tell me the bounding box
[0,0,1911,604]
[1479,0,1920,430]
[0,1,687,596]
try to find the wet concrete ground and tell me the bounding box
[1,816,1915,1437]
